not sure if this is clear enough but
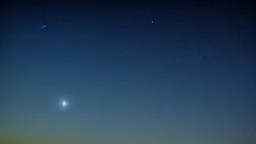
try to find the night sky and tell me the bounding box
[1,0,256,144]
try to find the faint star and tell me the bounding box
[41,24,47,29]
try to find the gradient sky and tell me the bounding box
[1,0,256,144]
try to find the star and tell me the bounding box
[41,24,47,29]
[62,101,67,107]
[59,100,69,109]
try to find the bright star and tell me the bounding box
[60,100,69,109]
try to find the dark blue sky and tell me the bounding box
[1,0,256,143]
